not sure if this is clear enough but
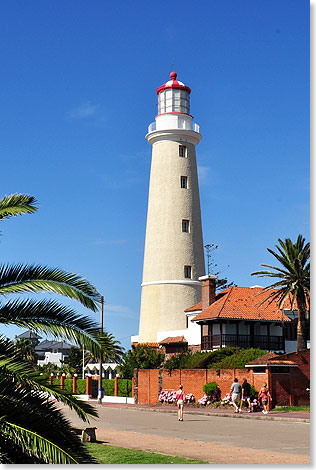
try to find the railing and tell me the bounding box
[201,334,285,352]
[147,121,200,133]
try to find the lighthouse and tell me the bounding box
[138,72,205,343]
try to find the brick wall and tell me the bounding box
[135,351,310,407]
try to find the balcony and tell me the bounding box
[201,334,285,352]
[147,121,200,133]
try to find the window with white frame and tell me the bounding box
[184,265,192,278]
[182,219,189,233]
[181,176,188,188]
[179,145,187,157]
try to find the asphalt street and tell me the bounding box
[60,405,310,456]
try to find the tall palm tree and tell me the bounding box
[14,337,37,364]
[251,235,310,351]
[0,194,123,463]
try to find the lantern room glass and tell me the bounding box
[158,89,190,115]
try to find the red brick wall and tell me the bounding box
[135,351,309,407]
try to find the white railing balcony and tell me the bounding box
[192,122,200,133]
[148,122,156,132]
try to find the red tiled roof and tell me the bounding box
[246,352,298,367]
[192,287,293,323]
[159,335,188,344]
[137,342,160,348]
[184,301,202,312]
[246,352,278,366]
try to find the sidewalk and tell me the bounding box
[87,400,310,422]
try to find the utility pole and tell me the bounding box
[98,296,104,405]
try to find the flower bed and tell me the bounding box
[158,390,195,405]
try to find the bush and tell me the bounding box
[202,382,221,403]
[164,351,191,370]
[186,347,238,369]
[76,378,86,394]
[118,379,132,397]
[118,345,165,379]
[208,348,267,369]
[102,379,115,396]
[64,378,73,392]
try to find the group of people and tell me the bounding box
[230,377,271,414]
[175,378,272,422]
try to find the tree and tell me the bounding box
[118,344,165,379]
[63,346,83,374]
[14,337,37,365]
[204,244,235,292]
[251,235,310,351]
[0,193,123,463]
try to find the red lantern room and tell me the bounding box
[156,72,191,115]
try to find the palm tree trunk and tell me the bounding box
[296,290,308,351]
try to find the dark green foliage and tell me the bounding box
[186,347,238,369]
[208,348,267,369]
[76,378,86,394]
[63,378,73,393]
[164,351,191,370]
[249,385,258,401]
[203,382,218,395]
[102,379,115,396]
[63,346,83,374]
[118,379,132,397]
[118,345,165,379]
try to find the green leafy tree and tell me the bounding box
[118,345,165,379]
[252,235,310,351]
[0,193,123,464]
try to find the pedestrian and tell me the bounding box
[176,384,185,421]
[258,382,271,414]
[240,378,253,413]
[230,378,242,413]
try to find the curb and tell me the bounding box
[118,406,310,423]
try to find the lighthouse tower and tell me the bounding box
[138,72,205,343]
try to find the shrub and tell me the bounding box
[118,379,132,397]
[202,382,221,402]
[118,345,165,379]
[186,347,238,369]
[76,378,86,394]
[102,379,115,396]
[64,378,73,392]
[164,351,191,370]
[208,348,267,369]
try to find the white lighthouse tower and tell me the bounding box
[138,72,205,343]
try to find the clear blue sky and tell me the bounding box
[1,0,309,351]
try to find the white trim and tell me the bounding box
[245,363,298,368]
[146,129,202,146]
[141,279,201,287]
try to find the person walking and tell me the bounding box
[230,378,242,413]
[240,378,253,413]
[176,385,185,421]
[258,382,272,414]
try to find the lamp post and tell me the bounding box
[98,296,104,404]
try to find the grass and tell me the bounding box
[85,442,209,464]
[271,405,310,413]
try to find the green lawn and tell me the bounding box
[85,442,209,464]
[272,405,310,413]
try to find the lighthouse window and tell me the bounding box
[182,220,190,233]
[184,266,192,279]
[181,176,188,188]
[179,146,187,157]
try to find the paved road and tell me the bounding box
[60,404,310,463]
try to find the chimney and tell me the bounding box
[198,275,217,311]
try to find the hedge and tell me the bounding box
[49,377,132,397]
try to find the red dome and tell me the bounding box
[156,71,191,95]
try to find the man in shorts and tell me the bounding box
[240,377,253,413]
[230,378,242,413]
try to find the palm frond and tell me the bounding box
[0,263,101,311]
[1,421,78,464]
[0,194,37,221]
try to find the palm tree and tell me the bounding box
[14,337,37,365]
[0,194,123,463]
[251,235,310,351]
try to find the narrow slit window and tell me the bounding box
[184,265,192,279]
[182,219,189,233]
[179,145,187,157]
[181,176,188,189]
